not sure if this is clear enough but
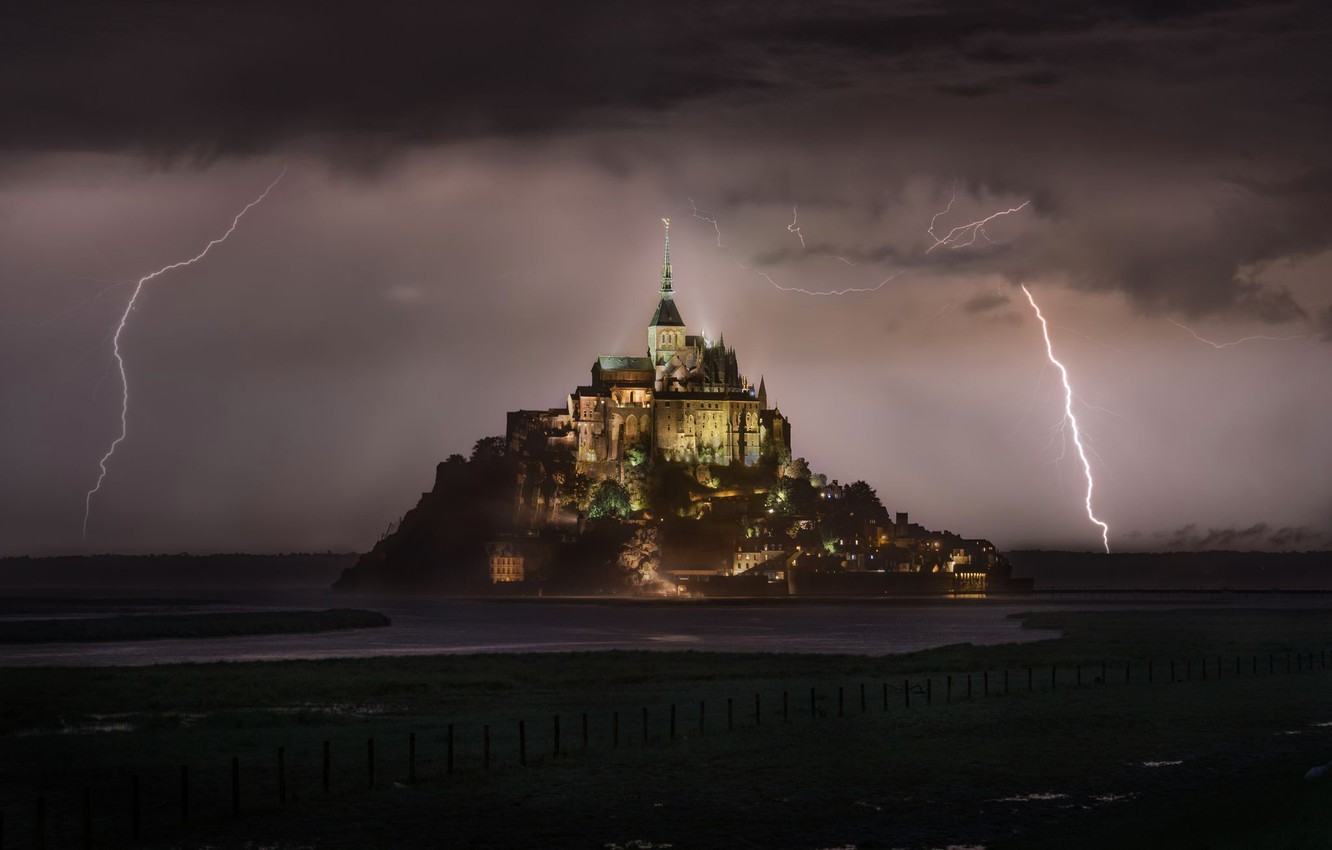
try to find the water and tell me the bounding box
[1,592,1326,667]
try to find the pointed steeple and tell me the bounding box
[661,217,673,294]
[757,375,768,407]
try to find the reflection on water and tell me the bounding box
[0,592,1326,668]
[0,595,1065,667]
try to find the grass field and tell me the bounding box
[1,607,1331,848]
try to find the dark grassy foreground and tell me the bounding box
[0,609,390,644]
[1,608,1331,848]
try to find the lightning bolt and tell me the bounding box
[1020,283,1111,553]
[82,167,286,539]
[737,263,904,296]
[1168,319,1308,349]
[927,189,1030,254]
[787,205,806,248]
[686,198,724,248]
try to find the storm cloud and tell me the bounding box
[1,0,1329,554]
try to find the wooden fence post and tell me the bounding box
[131,775,140,840]
[180,765,189,825]
[367,737,375,789]
[231,757,240,818]
[447,725,454,776]
[82,787,90,850]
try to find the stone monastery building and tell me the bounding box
[507,219,791,476]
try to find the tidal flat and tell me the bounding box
[2,608,1331,848]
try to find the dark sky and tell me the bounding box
[2,0,1329,555]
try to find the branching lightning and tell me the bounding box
[927,189,1030,254]
[82,168,286,538]
[787,205,806,248]
[737,263,904,296]
[1168,319,1308,349]
[1020,283,1111,553]
[686,198,724,248]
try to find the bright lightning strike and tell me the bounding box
[1168,319,1308,349]
[1020,283,1111,553]
[82,167,286,539]
[787,206,806,248]
[927,190,1030,254]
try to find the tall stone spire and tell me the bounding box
[661,217,673,294]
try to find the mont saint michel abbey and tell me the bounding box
[506,220,791,477]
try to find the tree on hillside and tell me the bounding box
[588,480,632,519]
[556,469,594,512]
[617,526,662,587]
[471,436,506,461]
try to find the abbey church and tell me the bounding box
[506,220,791,477]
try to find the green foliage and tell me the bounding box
[470,435,506,461]
[624,442,648,468]
[781,455,811,480]
[766,476,818,516]
[647,464,698,517]
[587,479,632,519]
[557,470,594,511]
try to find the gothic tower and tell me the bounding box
[647,218,686,364]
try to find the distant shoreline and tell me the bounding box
[0,608,390,644]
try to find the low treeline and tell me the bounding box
[0,553,357,591]
[0,609,390,644]
[1006,550,1332,590]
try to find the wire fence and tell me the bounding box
[2,648,1328,848]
